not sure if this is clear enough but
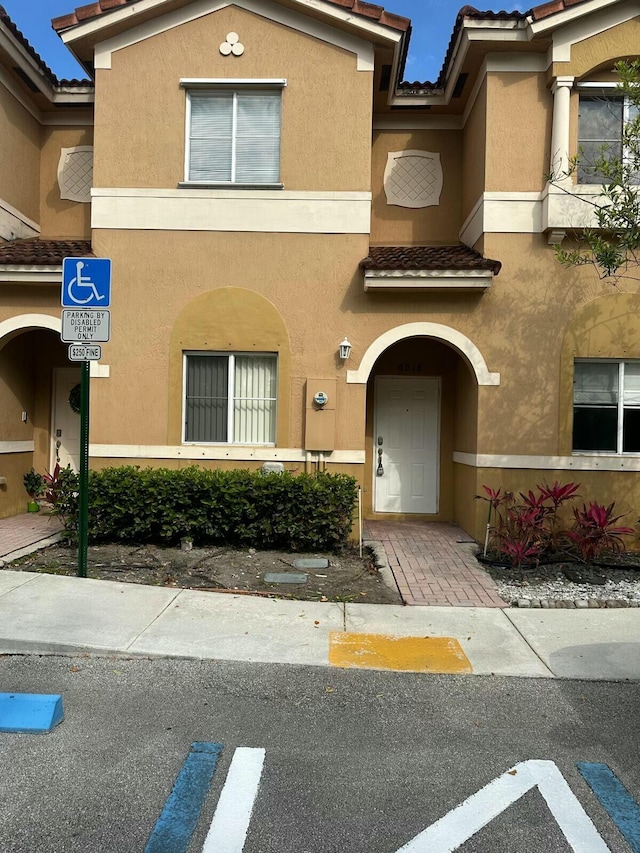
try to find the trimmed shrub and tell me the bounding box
[52,466,358,552]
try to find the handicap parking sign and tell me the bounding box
[62,257,111,308]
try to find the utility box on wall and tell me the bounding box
[304,378,336,451]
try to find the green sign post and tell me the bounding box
[61,257,112,579]
[77,360,90,578]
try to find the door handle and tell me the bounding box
[376,447,384,476]
[56,440,62,449]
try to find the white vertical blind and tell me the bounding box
[234,356,277,443]
[188,90,280,184]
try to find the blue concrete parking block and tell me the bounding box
[0,693,64,733]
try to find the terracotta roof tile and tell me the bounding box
[531,0,588,21]
[0,4,57,83]
[52,0,409,31]
[0,239,93,266]
[0,5,92,86]
[361,245,502,274]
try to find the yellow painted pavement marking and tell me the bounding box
[329,632,472,674]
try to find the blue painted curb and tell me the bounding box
[0,693,64,733]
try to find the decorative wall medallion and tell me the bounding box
[219,32,245,56]
[58,146,93,204]
[384,150,443,208]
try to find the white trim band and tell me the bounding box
[348,322,500,386]
[364,269,493,291]
[454,451,640,471]
[0,267,61,283]
[91,188,372,234]
[89,445,366,463]
[0,440,34,454]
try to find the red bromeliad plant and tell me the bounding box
[566,502,634,564]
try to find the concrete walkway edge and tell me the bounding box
[0,570,638,681]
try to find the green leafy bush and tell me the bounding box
[52,466,358,551]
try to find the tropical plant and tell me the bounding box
[23,469,44,499]
[476,481,581,569]
[566,502,634,564]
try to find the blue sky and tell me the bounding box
[2,0,530,82]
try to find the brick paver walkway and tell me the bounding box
[0,512,63,559]
[365,520,507,608]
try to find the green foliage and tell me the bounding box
[23,468,45,499]
[49,466,358,551]
[550,60,640,282]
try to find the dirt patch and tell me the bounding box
[5,542,402,605]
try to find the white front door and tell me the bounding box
[374,376,440,514]
[52,367,81,471]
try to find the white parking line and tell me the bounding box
[201,747,265,853]
[396,760,610,852]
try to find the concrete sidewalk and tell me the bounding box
[0,569,638,681]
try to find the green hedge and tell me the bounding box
[54,466,358,551]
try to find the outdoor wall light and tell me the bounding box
[338,337,352,360]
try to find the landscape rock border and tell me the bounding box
[512,598,640,608]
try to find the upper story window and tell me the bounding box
[573,360,640,453]
[181,80,285,188]
[577,89,638,184]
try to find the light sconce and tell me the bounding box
[338,337,352,360]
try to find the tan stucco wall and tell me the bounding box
[0,334,35,443]
[93,5,372,192]
[39,126,93,239]
[461,77,486,224]
[87,230,370,448]
[558,290,640,455]
[0,452,32,518]
[552,17,640,80]
[370,130,462,245]
[485,72,551,192]
[168,287,291,446]
[0,84,40,224]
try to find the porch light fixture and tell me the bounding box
[338,337,352,360]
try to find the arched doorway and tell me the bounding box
[348,323,499,520]
[0,315,79,516]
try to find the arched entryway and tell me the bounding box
[348,323,499,520]
[0,315,79,517]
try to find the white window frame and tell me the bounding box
[182,351,278,446]
[573,358,640,455]
[180,78,286,189]
[576,83,638,185]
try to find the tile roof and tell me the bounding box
[0,4,57,83]
[0,5,92,86]
[531,0,589,21]
[52,0,410,32]
[0,239,93,266]
[361,245,502,274]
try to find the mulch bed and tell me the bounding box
[4,542,402,605]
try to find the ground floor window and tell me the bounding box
[184,353,277,444]
[573,359,640,453]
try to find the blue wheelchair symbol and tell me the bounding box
[62,257,111,308]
